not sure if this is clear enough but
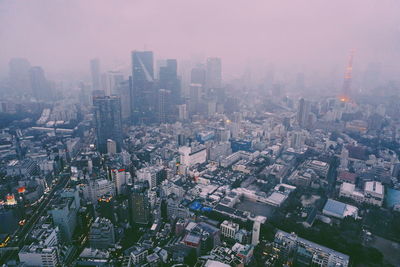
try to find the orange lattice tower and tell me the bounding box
[340,50,355,102]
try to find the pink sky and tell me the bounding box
[1,0,400,80]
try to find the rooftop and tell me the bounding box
[364,181,384,195]
[323,199,358,218]
[338,171,357,183]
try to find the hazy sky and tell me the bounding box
[1,0,400,80]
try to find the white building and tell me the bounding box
[288,131,307,149]
[87,178,115,204]
[18,225,60,267]
[179,146,207,167]
[107,139,117,155]
[340,148,349,170]
[274,230,350,267]
[136,166,164,189]
[339,181,384,207]
[178,104,188,121]
[364,181,384,206]
[252,218,262,246]
[220,220,239,239]
[323,199,358,219]
[111,169,132,195]
[19,246,59,267]
[339,183,365,203]
[127,246,148,266]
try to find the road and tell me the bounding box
[0,170,71,264]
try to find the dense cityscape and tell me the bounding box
[1,1,400,267]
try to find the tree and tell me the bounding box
[184,249,197,266]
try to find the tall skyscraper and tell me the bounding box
[158,59,180,123]
[93,95,123,153]
[297,98,311,128]
[158,89,171,124]
[178,104,189,121]
[131,51,155,123]
[132,51,154,83]
[116,78,132,120]
[189,83,202,116]
[130,183,150,225]
[159,59,180,103]
[155,59,167,79]
[29,66,51,101]
[8,58,31,95]
[103,71,124,96]
[191,64,206,87]
[206,57,222,89]
[90,58,101,91]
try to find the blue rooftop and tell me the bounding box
[386,188,400,208]
[189,201,202,211]
[323,199,346,216]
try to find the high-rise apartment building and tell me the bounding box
[189,83,203,116]
[111,169,132,195]
[107,139,117,155]
[297,98,311,128]
[158,89,171,124]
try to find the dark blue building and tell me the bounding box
[230,139,252,152]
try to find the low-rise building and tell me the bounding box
[364,181,384,206]
[88,217,115,249]
[273,230,349,267]
[18,224,61,267]
[231,243,254,264]
[339,181,384,207]
[76,248,110,267]
[124,245,148,266]
[19,245,59,267]
[322,199,358,219]
[220,220,239,239]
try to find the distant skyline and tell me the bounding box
[1,0,400,81]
